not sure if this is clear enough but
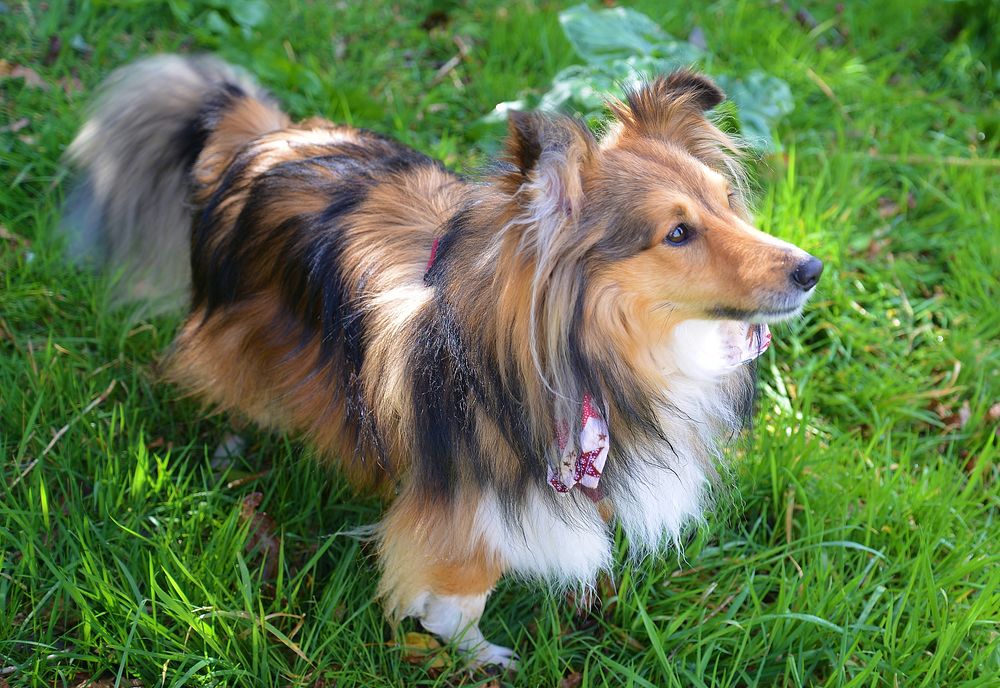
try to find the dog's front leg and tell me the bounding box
[377,488,515,668]
[408,589,516,668]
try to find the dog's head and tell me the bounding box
[475,70,823,439]
[501,71,822,341]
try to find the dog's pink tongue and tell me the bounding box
[728,322,771,366]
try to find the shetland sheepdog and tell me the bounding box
[64,55,822,667]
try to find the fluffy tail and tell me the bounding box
[63,54,286,309]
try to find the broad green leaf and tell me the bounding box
[165,0,192,22]
[226,0,269,28]
[717,72,794,150]
[559,4,695,65]
[201,9,232,38]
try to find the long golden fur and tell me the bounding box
[64,55,822,667]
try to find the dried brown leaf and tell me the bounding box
[69,674,126,688]
[866,236,891,259]
[1,63,50,90]
[962,455,977,474]
[560,671,584,688]
[0,117,29,134]
[394,631,450,668]
[939,400,972,433]
[239,492,281,579]
[878,196,901,219]
[987,402,1000,423]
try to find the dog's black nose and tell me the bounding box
[790,256,824,290]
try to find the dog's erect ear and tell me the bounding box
[659,70,725,112]
[609,70,725,142]
[502,111,596,218]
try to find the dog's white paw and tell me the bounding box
[469,641,518,670]
[412,591,518,671]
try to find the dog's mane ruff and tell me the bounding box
[487,113,673,481]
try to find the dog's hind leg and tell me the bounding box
[376,487,515,668]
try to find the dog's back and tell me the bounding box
[65,55,466,488]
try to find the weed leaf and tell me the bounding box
[559,4,698,65]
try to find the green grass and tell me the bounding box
[2,0,998,686]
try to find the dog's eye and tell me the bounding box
[664,223,691,245]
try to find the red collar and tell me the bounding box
[425,238,441,274]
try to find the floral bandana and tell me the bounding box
[547,394,609,497]
[546,322,771,499]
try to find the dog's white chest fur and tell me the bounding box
[474,319,739,587]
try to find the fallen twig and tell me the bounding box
[39,379,118,459]
[11,381,117,488]
[430,35,471,87]
[805,67,852,123]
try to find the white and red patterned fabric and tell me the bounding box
[547,393,609,495]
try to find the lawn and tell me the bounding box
[1,0,998,686]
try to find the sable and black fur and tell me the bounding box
[64,55,821,666]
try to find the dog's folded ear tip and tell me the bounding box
[503,110,595,180]
[663,70,726,111]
